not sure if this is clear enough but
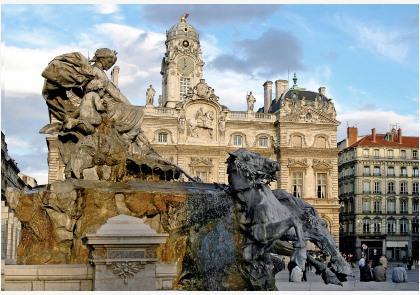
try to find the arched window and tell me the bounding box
[400,182,408,195]
[400,199,408,213]
[387,181,395,194]
[387,218,396,233]
[400,218,408,234]
[363,218,370,233]
[373,218,381,233]
[158,132,168,143]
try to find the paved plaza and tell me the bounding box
[276,264,419,291]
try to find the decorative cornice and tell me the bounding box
[287,158,309,168]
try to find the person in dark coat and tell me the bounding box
[360,260,374,282]
[288,260,298,282]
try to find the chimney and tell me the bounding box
[371,128,376,143]
[275,79,288,101]
[318,86,326,96]
[263,81,273,113]
[111,66,120,87]
[347,127,358,146]
[398,128,403,144]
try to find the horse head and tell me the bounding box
[301,206,352,277]
[226,148,279,190]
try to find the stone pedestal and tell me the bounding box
[84,214,174,291]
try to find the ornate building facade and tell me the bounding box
[45,16,340,243]
[338,127,419,261]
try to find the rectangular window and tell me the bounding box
[400,199,408,213]
[363,149,369,157]
[363,200,370,213]
[374,200,381,213]
[387,220,396,233]
[180,77,191,99]
[413,167,419,177]
[413,221,419,234]
[158,132,168,143]
[373,149,380,158]
[374,220,381,233]
[400,220,408,234]
[195,170,208,182]
[387,150,394,158]
[414,200,419,213]
[413,183,419,194]
[373,166,381,176]
[387,167,394,176]
[401,150,406,159]
[413,150,418,159]
[363,181,370,193]
[349,222,354,233]
[363,166,370,176]
[400,167,407,177]
[388,182,395,194]
[317,173,327,198]
[400,182,408,194]
[363,219,370,233]
[291,171,303,198]
[387,200,396,213]
[233,135,243,146]
[258,137,268,147]
[374,181,381,194]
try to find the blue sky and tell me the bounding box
[1,4,419,184]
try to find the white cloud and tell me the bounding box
[201,34,222,63]
[335,15,410,63]
[94,4,119,15]
[337,109,418,141]
[2,45,88,96]
[205,69,264,111]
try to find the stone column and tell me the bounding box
[85,214,176,291]
[1,201,8,260]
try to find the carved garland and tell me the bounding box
[108,261,146,284]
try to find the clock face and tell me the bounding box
[177,56,194,76]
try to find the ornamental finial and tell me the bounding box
[181,13,189,23]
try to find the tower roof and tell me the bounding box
[167,14,199,42]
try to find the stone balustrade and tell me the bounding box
[2,264,93,291]
[228,111,273,121]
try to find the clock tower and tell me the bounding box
[161,14,204,108]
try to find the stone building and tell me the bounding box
[45,16,340,242]
[1,131,37,264]
[338,127,419,261]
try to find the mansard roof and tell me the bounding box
[349,134,419,149]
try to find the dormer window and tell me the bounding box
[158,132,168,143]
[234,135,243,146]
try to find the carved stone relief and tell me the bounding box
[287,158,309,168]
[108,261,146,284]
[312,159,333,170]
